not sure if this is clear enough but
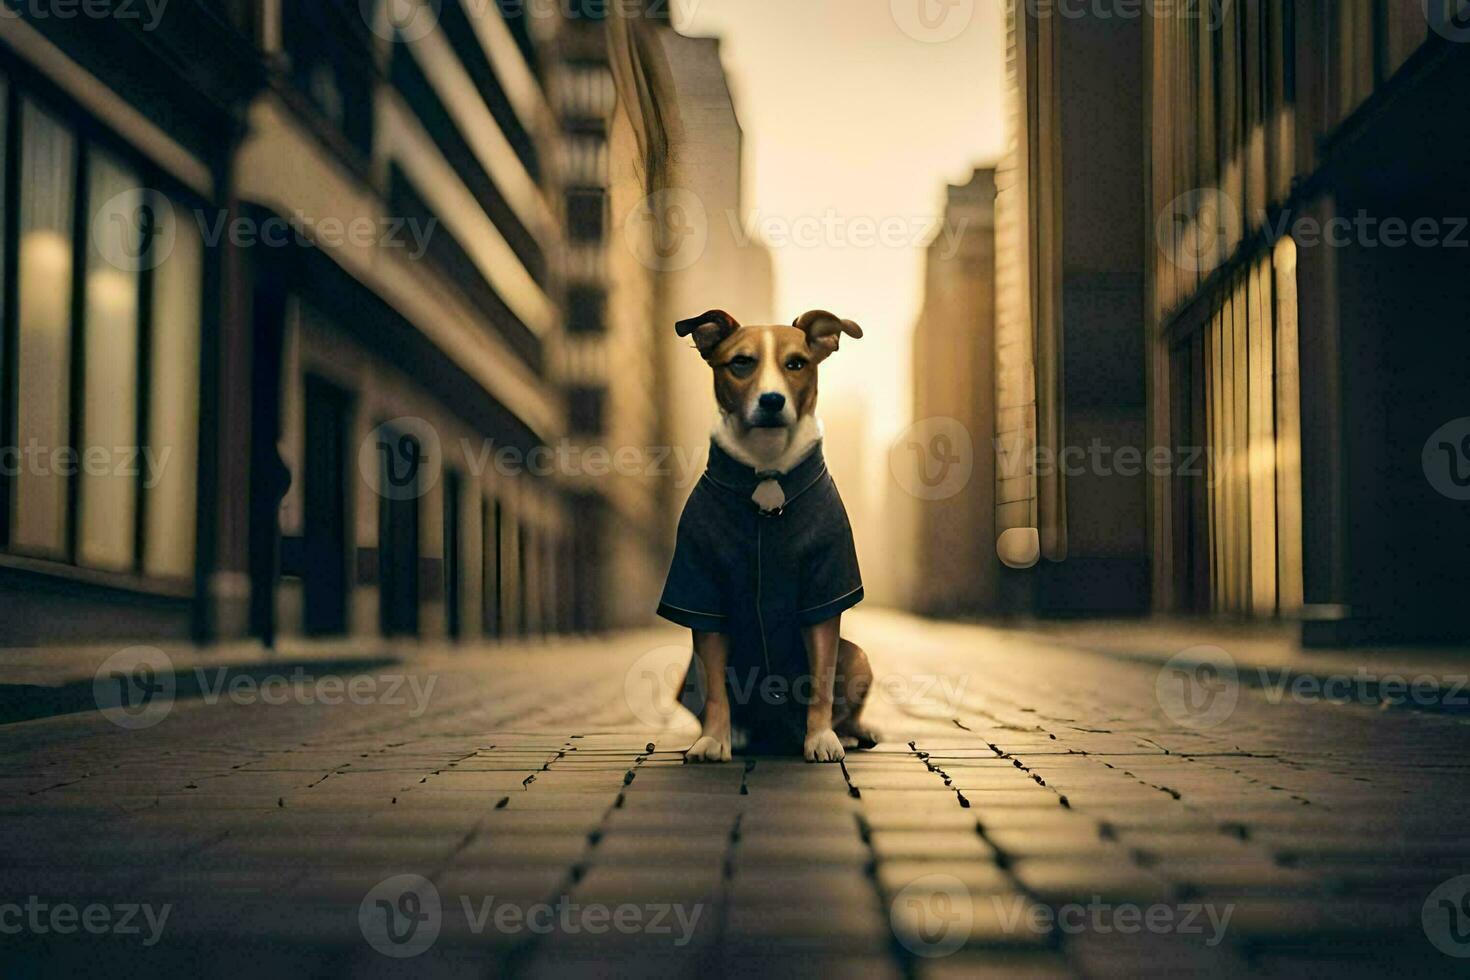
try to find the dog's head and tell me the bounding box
[675,309,863,431]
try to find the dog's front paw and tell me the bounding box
[685,735,732,764]
[803,728,845,763]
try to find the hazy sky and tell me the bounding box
[672,0,1006,442]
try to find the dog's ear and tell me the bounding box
[675,310,741,360]
[795,310,863,363]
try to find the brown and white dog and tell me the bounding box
[670,309,877,763]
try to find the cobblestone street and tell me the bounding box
[3,611,1468,978]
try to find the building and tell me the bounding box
[251,0,575,646]
[994,2,1470,643]
[0,0,678,646]
[1146,1,1470,643]
[604,12,775,546]
[908,168,1000,616]
[994,5,1150,616]
[0,2,254,644]
[582,8,779,619]
[556,9,670,631]
[647,29,775,482]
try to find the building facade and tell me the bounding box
[0,1,252,644]
[908,169,999,616]
[555,9,671,631]
[994,4,1151,616]
[252,0,573,646]
[604,10,775,545]
[0,0,678,646]
[646,30,775,481]
[994,2,1470,643]
[1147,0,1470,643]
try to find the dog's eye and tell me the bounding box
[727,355,757,377]
[785,357,808,371]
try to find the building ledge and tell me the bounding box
[0,552,192,601]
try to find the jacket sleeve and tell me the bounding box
[797,487,865,626]
[656,497,729,633]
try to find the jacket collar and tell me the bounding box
[703,438,828,513]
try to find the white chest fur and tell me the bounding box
[712,415,825,476]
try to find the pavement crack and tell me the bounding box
[28,775,90,795]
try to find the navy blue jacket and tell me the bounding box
[657,440,865,698]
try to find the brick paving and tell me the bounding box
[1,611,1468,978]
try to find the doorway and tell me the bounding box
[378,426,421,637]
[302,376,352,635]
[443,470,462,640]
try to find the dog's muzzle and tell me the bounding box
[750,392,790,428]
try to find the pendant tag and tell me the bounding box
[752,479,786,514]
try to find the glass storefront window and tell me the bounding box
[3,90,203,582]
[13,100,76,558]
[78,150,142,571]
[143,198,202,580]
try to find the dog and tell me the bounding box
[657,309,878,763]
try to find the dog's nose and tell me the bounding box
[758,392,786,412]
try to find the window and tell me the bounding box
[482,496,500,637]
[444,471,462,639]
[485,497,505,637]
[566,189,606,243]
[517,520,531,635]
[12,100,75,558]
[566,284,605,334]
[568,386,605,436]
[282,0,374,156]
[1,83,203,582]
[1181,241,1302,616]
[144,198,203,579]
[78,150,142,570]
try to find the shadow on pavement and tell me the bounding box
[0,657,402,727]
